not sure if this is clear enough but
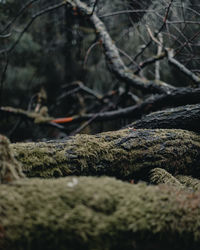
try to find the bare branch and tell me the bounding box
[134,0,175,61]
[167,49,200,84]
[0,0,39,35]
[0,2,66,54]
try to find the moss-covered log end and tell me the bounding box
[0,135,25,184]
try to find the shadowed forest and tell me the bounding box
[1,0,200,249]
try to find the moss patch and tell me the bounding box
[11,129,200,180]
[0,177,200,250]
[0,135,24,183]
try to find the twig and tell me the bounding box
[155,34,163,80]
[134,52,166,75]
[0,33,11,38]
[0,53,9,106]
[99,9,160,19]
[0,2,66,54]
[70,105,110,136]
[83,41,100,68]
[0,0,39,34]
[167,49,200,84]
[90,0,99,16]
[134,0,174,61]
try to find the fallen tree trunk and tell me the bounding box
[11,128,200,180]
[0,176,200,250]
[129,104,200,132]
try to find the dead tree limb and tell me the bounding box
[129,104,200,133]
[70,87,200,123]
[66,0,175,94]
[1,88,200,126]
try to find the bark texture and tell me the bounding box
[1,177,200,250]
[129,104,200,133]
[11,129,200,180]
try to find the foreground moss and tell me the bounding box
[0,135,24,183]
[11,129,200,180]
[0,176,200,250]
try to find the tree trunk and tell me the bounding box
[11,128,200,180]
[129,104,200,132]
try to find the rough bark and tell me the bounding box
[128,104,200,133]
[11,128,200,180]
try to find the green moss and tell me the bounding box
[149,168,183,188]
[176,175,200,191]
[11,129,200,180]
[0,177,200,250]
[0,135,24,183]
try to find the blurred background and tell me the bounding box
[0,0,200,141]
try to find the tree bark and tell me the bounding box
[1,176,200,250]
[129,104,200,133]
[11,128,200,180]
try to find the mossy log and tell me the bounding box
[11,128,200,180]
[1,176,200,250]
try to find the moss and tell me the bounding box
[0,135,24,183]
[149,168,183,188]
[0,177,200,250]
[11,129,200,180]
[176,175,200,191]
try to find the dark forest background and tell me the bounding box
[0,0,200,141]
